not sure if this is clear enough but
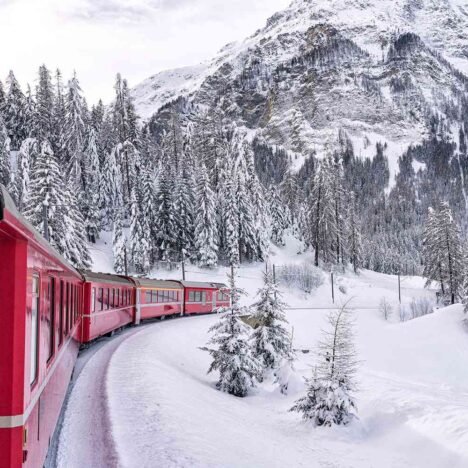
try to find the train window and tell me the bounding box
[201,292,206,304]
[98,288,104,311]
[188,291,194,302]
[145,290,152,303]
[65,283,69,334]
[116,289,120,307]
[59,281,64,346]
[104,289,108,310]
[91,288,96,313]
[112,289,116,308]
[75,285,79,323]
[30,274,40,385]
[152,290,157,303]
[47,278,55,363]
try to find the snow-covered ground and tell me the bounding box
[57,237,468,467]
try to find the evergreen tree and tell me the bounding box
[422,204,463,304]
[14,138,37,212]
[269,185,289,246]
[34,65,55,143]
[202,268,261,397]
[113,207,127,274]
[290,304,358,426]
[348,191,362,274]
[194,163,218,268]
[250,268,293,372]
[101,146,123,226]
[3,71,26,150]
[0,120,11,187]
[222,168,240,266]
[129,186,150,274]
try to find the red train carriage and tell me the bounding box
[180,281,229,315]
[131,278,183,323]
[80,271,135,343]
[0,186,83,468]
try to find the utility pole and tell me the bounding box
[181,254,186,281]
[331,272,335,304]
[124,246,128,276]
[42,204,49,242]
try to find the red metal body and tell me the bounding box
[180,281,230,315]
[0,187,82,468]
[80,272,135,343]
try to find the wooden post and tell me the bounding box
[181,253,186,281]
[124,246,128,276]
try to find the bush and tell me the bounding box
[399,297,435,322]
[379,297,393,321]
[277,263,324,293]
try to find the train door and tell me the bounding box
[212,291,216,312]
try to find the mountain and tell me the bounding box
[131,0,468,177]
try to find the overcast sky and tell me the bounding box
[0,0,290,103]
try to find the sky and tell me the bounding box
[0,0,290,104]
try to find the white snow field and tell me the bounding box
[57,238,468,467]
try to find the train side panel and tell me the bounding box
[139,288,183,320]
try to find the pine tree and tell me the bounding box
[64,72,86,186]
[202,268,261,397]
[34,65,55,143]
[113,207,127,274]
[53,69,67,162]
[348,191,362,274]
[0,119,11,187]
[194,163,218,268]
[14,138,37,212]
[422,204,463,304]
[101,146,123,226]
[269,185,289,246]
[3,70,26,150]
[290,304,358,426]
[129,185,150,274]
[83,128,101,242]
[222,168,240,266]
[250,268,293,372]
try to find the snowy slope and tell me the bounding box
[58,238,468,467]
[105,303,468,467]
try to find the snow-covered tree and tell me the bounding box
[290,304,358,426]
[269,185,289,246]
[34,65,55,143]
[113,207,127,274]
[222,170,240,266]
[194,163,218,267]
[422,204,463,304]
[14,138,37,212]
[250,268,293,373]
[0,120,11,187]
[3,71,26,150]
[101,146,123,225]
[129,186,150,274]
[348,191,362,273]
[202,268,261,397]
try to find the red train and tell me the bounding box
[0,185,230,468]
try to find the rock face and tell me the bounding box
[131,0,468,168]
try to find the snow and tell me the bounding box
[61,237,468,467]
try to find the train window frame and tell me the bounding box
[65,283,70,335]
[152,290,157,303]
[105,289,109,310]
[47,277,56,364]
[98,288,104,311]
[145,290,152,303]
[201,291,206,304]
[91,287,96,313]
[30,273,40,387]
[59,281,64,346]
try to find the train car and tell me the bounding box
[0,186,83,468]
[80,271,135,343]
[131,278,183,323]
[180,281,230,315]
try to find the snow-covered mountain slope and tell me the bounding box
[131,0,468,171]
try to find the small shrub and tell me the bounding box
[277,263,324,293]
[379,297,393,321]
[409,297,434,319]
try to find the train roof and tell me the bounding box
[178,280,227,289]
[130,278,183,289]
[0,184,81,277]
[79,270,134,286]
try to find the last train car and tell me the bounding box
[0,185,83,468]
[179,281,230,315]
